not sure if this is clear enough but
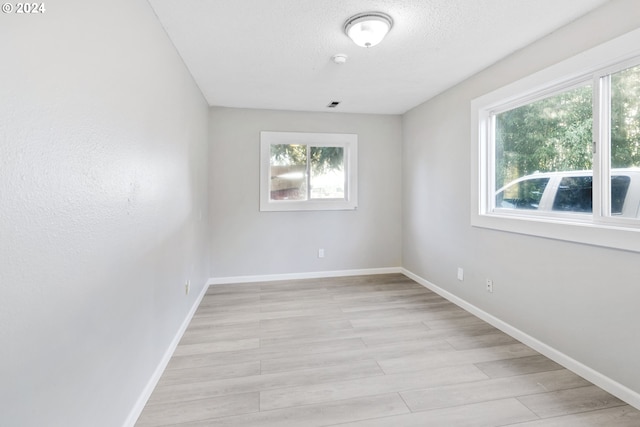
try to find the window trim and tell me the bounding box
[260,131,358,212]
[471,28,640,253]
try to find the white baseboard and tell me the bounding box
[123,280,210,427]
[207,267,402,285]
[401,268,640,411]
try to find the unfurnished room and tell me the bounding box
[2,1,640,426]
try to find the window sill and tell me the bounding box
[471,212,640,253]
[259,200,357,212]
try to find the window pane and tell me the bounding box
[269,144,307,201]
[611,175,631,215]
[494,84,592,210]
[610,65,640,217]
[310,147,345,199]
[553,176,592,212]
[496,177,549,210]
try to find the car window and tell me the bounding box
[496,177,550,210]
[611,175,631,215]
[551,175,631,214]
[553,176,592,212]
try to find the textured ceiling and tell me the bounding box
[147,0,610,114]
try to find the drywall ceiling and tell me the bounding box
[147,0,609,114]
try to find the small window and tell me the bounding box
[260,131,357,211]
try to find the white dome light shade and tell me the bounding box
[344,12,393,48]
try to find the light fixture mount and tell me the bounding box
[344,12,393,48]
[331,53,348,64]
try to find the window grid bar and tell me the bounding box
[595,74,611,219]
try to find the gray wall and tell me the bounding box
[0,0,209,425]
[209,108,402,278]
[3,1,639,425]
[403,0,640,399]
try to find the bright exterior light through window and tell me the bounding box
[260,132,357,212]
[609,64,640,218]
[494,84,593,212]
[268,145,346,202]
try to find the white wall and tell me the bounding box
[0,1,209,426]
[209,108,402,278]
[403,0,640,403]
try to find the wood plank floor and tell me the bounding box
[135,274,640,426]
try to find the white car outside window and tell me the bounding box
[495,169,640,218]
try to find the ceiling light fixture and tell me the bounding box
[344,12,393,48]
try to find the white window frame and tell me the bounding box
[471,28,640,253]
[260,131,358,212]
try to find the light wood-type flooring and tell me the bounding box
[136,274,640,426]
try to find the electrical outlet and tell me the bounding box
[185,280,190,295]
[457,267,464,281]
[318,248,325,258]
[486,279,493,293]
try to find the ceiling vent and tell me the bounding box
[327,101,341,108]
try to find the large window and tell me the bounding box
[472,29,640,252]
[494,83,593,209]
[260,131,358,211]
